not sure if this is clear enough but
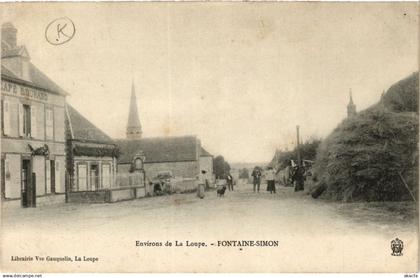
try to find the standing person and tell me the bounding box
[197,170,207,199]
[226,173,234,191]
[251,167,261,193]
[293,166,305,192]
[265,166,276,194]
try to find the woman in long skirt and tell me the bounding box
[265,167,276,194]
[197,170,206,199]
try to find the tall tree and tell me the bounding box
[214,155,231,178]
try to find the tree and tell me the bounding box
[224,161,231,175]
[239,168,249,179]
[213,155,231,178]
[270,138,321,170]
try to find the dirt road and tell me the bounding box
[1,184,418,272]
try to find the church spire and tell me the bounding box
[347,88,357,118]
[126,82,142,139]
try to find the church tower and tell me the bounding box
[126,83,143,139]
[347,89,357,118]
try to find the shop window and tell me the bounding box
[46,108,54,140]
[77,164,87,191]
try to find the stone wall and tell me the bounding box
[117,160,200,181]
[143,161,199,180]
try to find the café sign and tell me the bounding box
[1,80,48,102]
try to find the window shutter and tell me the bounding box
[18,103,24,136]
[46,160,51,194]
[30,106,37,138]
[46,109,54,140]
[55,160,61,192]
[3,100,10,136]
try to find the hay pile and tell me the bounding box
[312,73,418,201]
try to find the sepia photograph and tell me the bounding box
[0,2,418,274]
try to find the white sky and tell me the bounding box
[2,2,418,163]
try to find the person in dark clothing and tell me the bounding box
[293,166,305,192]
[251,167,262,193]
[226,174,234,191]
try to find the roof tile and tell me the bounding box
[116,136,198,164]
[66,104,113,143]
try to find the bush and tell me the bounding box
[271,139,321,169]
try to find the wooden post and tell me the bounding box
[296,125,302,166]
[398,172,416,201]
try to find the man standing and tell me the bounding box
[293,166,305,192]
[251,167,261,193]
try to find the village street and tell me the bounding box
[1,184,418,272]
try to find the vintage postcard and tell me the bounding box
[0,2,418,274]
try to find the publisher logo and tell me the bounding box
[391,238,404,256]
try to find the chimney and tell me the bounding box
[2,22,17,49]
[1,22,31,81]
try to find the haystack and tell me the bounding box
[311,73,418,201]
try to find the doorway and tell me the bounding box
[50,160,56,193]
[21,159,35,207]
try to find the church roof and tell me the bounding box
[116,136,199,164]
[200,147,212,157]
[66,104,113,143]
[127,83,142,129]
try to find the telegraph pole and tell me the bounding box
[296,125,302,166]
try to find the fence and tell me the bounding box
[66,171,148,203]
[113,172,145,189]
[66,170,202,203]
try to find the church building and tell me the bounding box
[116,83,213,184]
[347,89,357,118]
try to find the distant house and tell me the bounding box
[65,104,118,193]
[199,147,214,183]
[116,136,203,181]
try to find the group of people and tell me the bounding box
[251,166,276,194]
[196,163,306,199]
[251,164,305,194]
